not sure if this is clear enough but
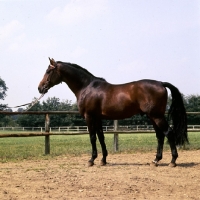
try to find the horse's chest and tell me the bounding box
[77,90,102,114]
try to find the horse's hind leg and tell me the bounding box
[152,117,178,167]
[151,121,165,166]
[166,126,178,167]
[96,120,108,166]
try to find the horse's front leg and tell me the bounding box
[86,115,97,167]
[88,133,97,166]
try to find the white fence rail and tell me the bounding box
[0,125,200,132]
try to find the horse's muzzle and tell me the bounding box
[38,84,48,94]
[38,87,48,94]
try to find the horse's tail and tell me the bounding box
[162,82,189,145]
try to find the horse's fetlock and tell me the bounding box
[156,155,162,161]
[103,150,108,157]
[92,154,97,159]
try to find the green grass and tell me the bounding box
[0,132,199,162]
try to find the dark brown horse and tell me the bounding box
[38,58,188,167]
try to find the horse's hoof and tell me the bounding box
[88,161,94,167]
[150,161,158,167]
[100,160,107,166]
[168,162,177,167]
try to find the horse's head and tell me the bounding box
[38,58,62,94]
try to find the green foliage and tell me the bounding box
[185,95,200,111]
[119,114,151,126]
[16,97,86,127]
[184,95,200,124]
[0,77,8,101]
[0,77,9,124]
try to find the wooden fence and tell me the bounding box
[0,111,199,154]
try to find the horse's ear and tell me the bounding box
[48,57,57,67]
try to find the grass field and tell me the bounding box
[0,132,199,162]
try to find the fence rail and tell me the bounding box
[0,111,199,154]
[1,125,200,132]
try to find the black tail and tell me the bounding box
[162,82,189,145]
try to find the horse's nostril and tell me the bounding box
[38,87,42,93]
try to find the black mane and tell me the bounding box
[58,61,106,81]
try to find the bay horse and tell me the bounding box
[38,58,188,167]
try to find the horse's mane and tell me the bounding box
[58,61,106,81]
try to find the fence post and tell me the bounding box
[114,120,119,152]
[45,114,50,155]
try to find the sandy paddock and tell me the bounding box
[0,150,200,200]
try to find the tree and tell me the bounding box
[42,97,75,126]
[0,77,9,126]
[16,97,85,127]
[0,77,8,110]
[184,95,200,124]
[16,99,44,127]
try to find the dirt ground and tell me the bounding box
[0,150,200,200]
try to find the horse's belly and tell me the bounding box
[101,104,140,120]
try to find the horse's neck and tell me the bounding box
[60,65,93,98]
